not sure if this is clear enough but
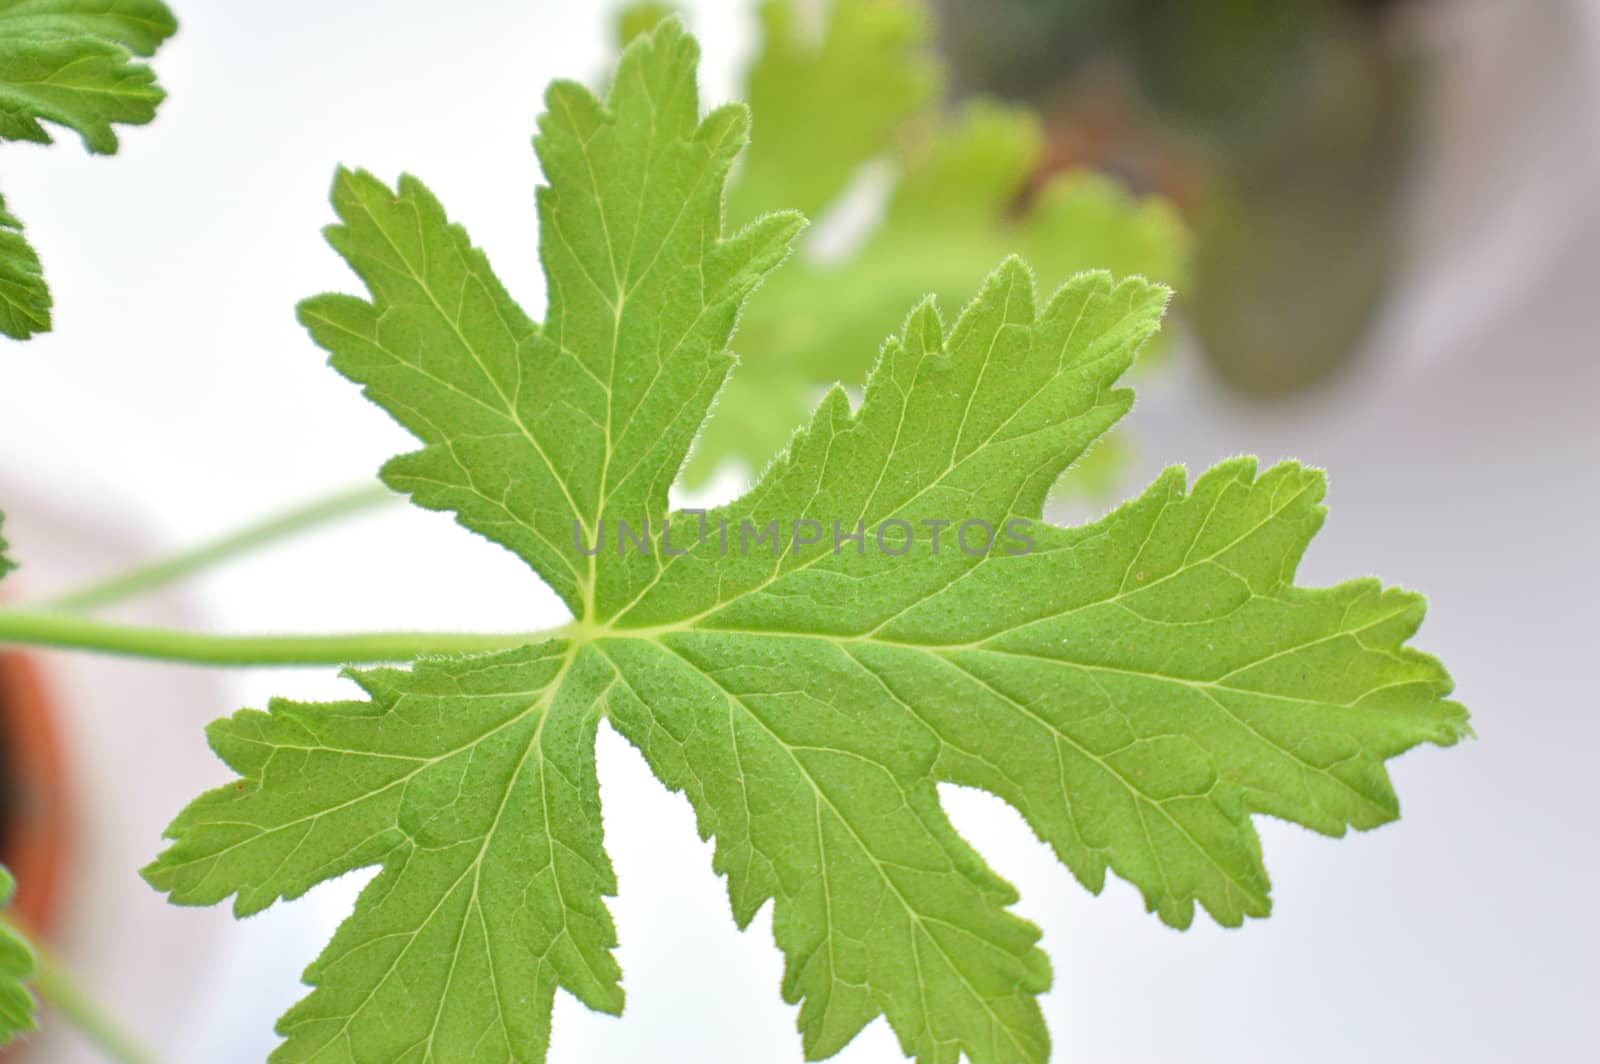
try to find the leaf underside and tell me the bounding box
[0,0,177,338]
[146,18,1467,1064]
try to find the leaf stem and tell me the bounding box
[2,918,161,1064]
[0,612,565,667]
[43,483,399,613]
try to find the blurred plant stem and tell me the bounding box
[0,613,564,667]
[1,916,161,1064]
[41,482,398,614]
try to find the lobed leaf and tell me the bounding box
[148,18,1466,1064]
[296,24,801,617]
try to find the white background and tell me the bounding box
[0,0,1596,1061]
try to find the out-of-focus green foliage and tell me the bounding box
[932,0,1415,395]
[624,0,1189,491]
[0,190,45,342]
[0,868,37,1043]
[0,0,178,339]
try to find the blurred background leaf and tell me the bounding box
[625,0,1190,494]
[932,0,1421,394]
[0,0,177,340]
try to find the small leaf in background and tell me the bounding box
[148,19,1465,1064]
[0,508,15,578]
[0,192,47,340]
[0,0,178,339]
[0,867,38,1044]
[726,0,937,225]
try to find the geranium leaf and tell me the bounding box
[147,19,1466,1064]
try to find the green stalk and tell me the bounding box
[44,483,398,613]
[3,919,161,1064]
[0,612,565,667]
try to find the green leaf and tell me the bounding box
[0,188,48,338]
[705,100,1189,489]
[292,31,801,619]
[726,0,937,226]
[644,0,1189,487]
[616,1,674,50]
[147,18,1466,1064]
[0,0,176,339]
[0,867,38,1044]
[0,0,175,153]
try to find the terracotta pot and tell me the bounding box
[0,650,71,936]
[0,651,72,1059]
